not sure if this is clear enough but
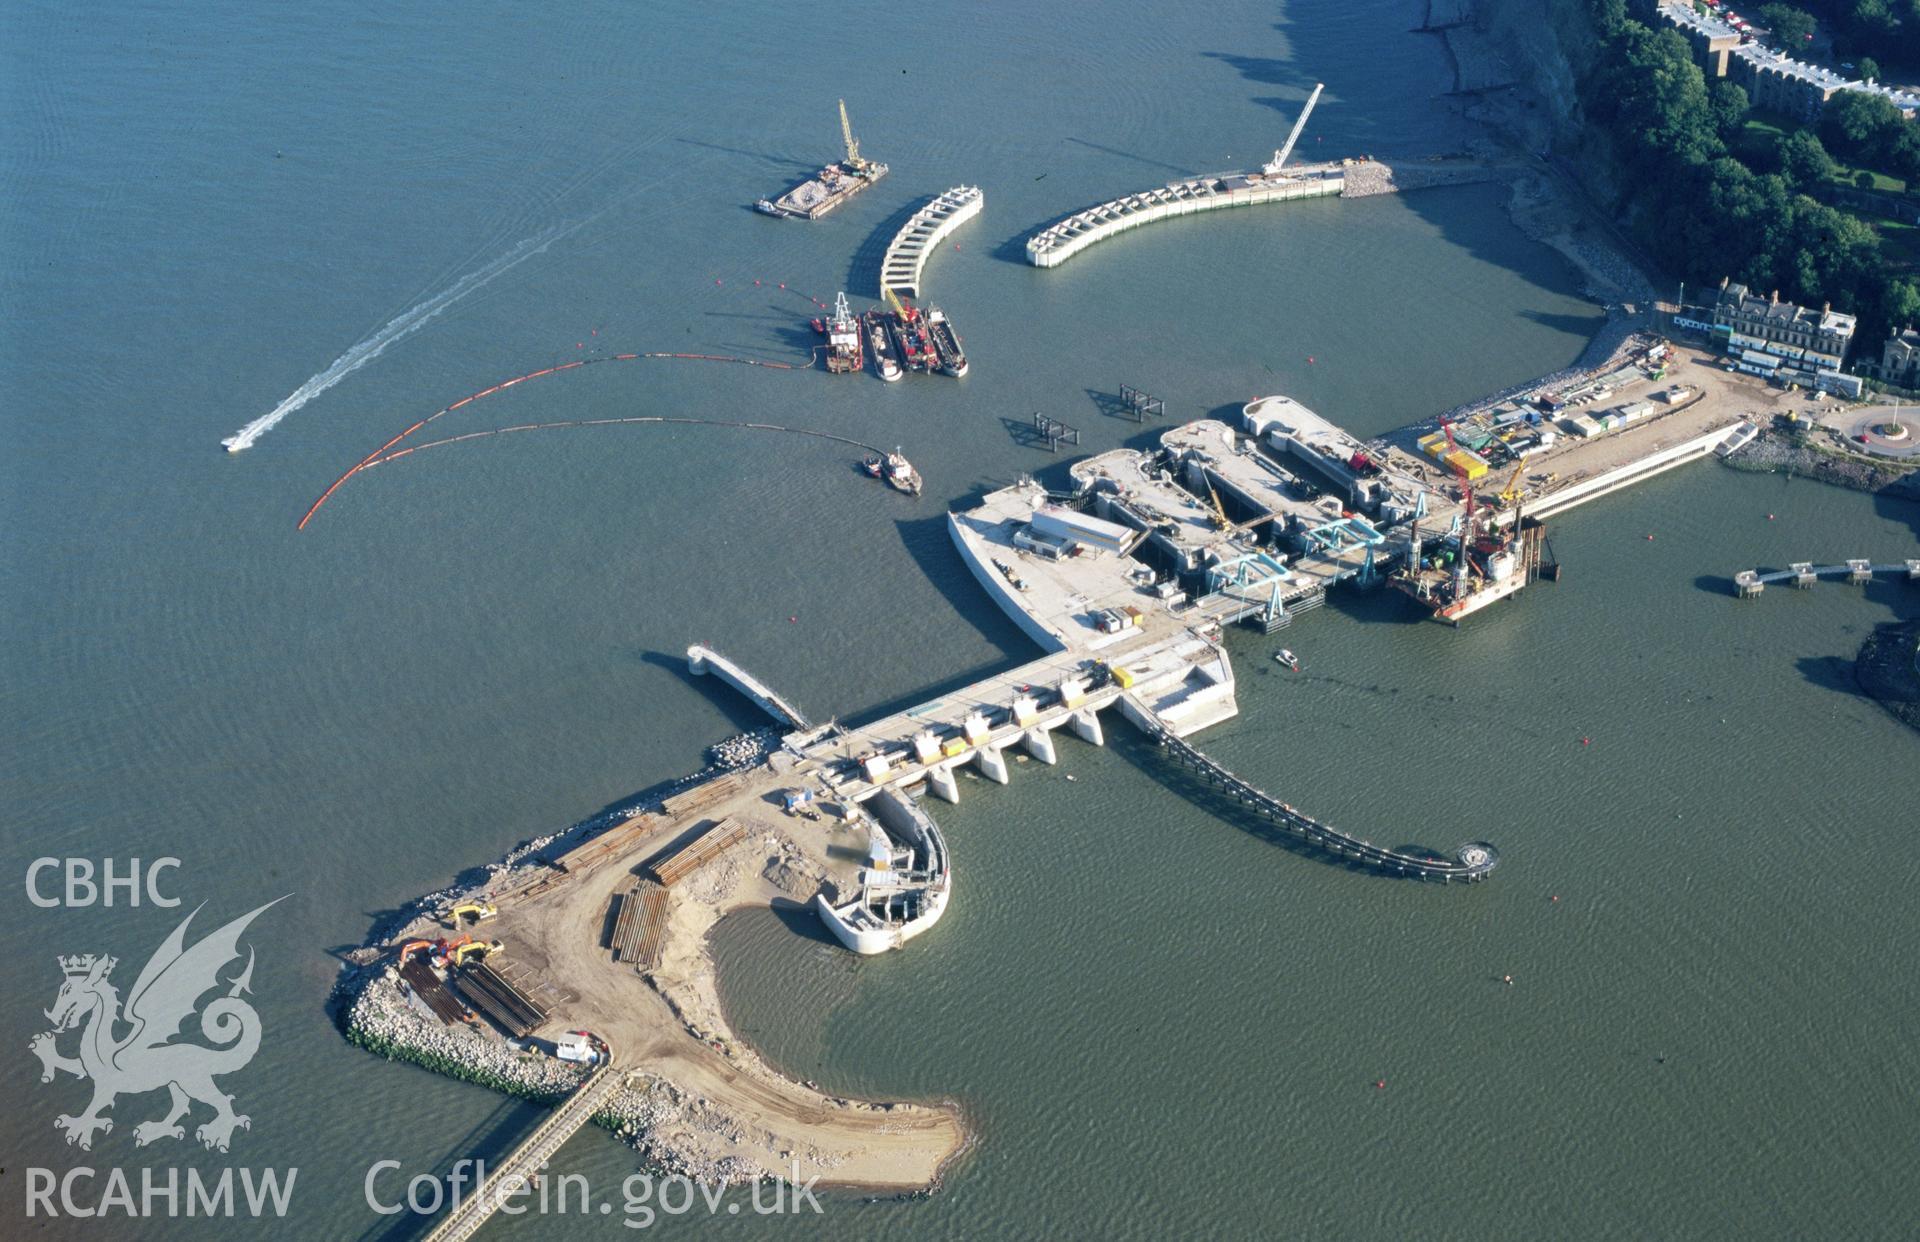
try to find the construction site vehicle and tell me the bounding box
[444,935,503,966]
[1204,479,1231,530]
[1498,462,1526,505]
[446,900,498,927]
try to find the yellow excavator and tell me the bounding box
[446,900,497,928]
[444,935,502,966]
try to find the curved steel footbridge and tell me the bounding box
[881,185,982,299]
[1142,716,1500,882]
[1734,560,1920,597]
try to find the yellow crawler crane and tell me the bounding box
[1497,461,1527,505]
[1205,478,1231,530]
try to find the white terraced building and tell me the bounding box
[1658,2,1920,122]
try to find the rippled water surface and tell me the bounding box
[5,0,1916,1237]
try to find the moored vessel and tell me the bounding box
[925,306,967,377]
[866,447,921,496]
[824,292,862,374]
[866,310,902,381]
[758,100,888,220]
[880,293,938,373]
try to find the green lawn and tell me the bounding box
[1736,110,1911,193]
[1866,213,1920,269]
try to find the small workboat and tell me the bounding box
[1275,648,1300,671]
[880,448,921,496]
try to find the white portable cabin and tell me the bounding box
[1030,505,1134,555]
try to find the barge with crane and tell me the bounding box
[756,100,888,219]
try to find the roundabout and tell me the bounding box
[1843,405,1920,458]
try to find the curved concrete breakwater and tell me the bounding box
[1025,163,1345,268]
[881,185,982,299]
[1021,155,1509,268]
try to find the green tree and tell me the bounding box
[1855,57,1880,82]
[1883,279,1920,334]
[1757,3,1815,45]
[1837,0,1896,53]
[1780,200,1882,310]
[1901,1,1920,64]
[1593,26,1723,168]
[1778,130,1836,187]
[1708,80,1751,141]
[1820,90,1907,167]
[1890,126,1920,185]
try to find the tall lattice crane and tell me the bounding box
[839,99,869,173]
[1262,82,1325,176]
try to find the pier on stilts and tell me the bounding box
[1733,559,1920,598]
[422,1053,623,1242]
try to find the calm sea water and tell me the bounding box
[5,0,1916,1238]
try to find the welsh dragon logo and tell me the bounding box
[30,899,282,1153]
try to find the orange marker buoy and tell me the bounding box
[754,280,761,286]
[1307,356,1316,363]
[715,279,723,285]
[778,282,786,289]
[1767,513,1774,520]
[1374,1080,1386,1090]
[1551,895,1560,903]
[788,615,797,623]
[1646,534,1655,541]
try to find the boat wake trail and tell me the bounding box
[222,223,576,454]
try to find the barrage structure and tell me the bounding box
[357,345,1808,1213]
